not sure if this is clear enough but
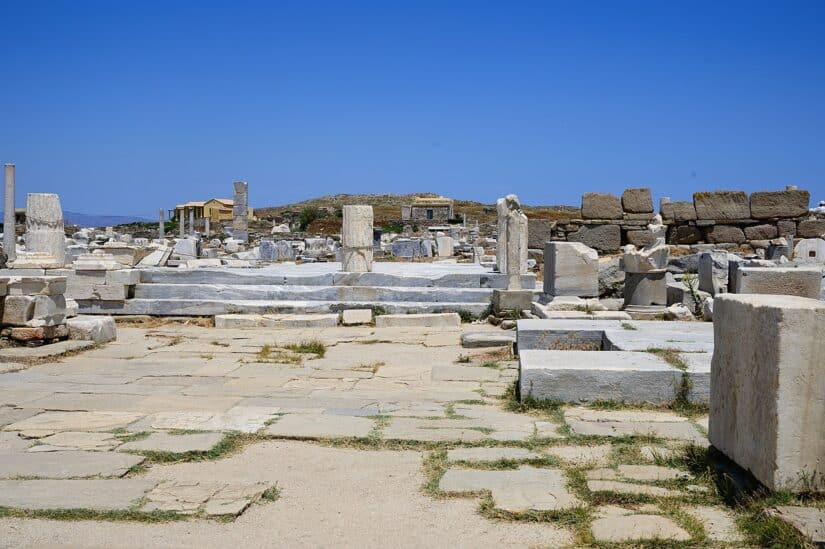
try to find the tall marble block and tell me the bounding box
[188,208,195,237]
[178,209,185,238]
[710,294,825,492]
[496,196,528,277]
[4,164,16,261]
[158,209,165,240]
[544,242,599,297]
[232,181,249,242]
[24,193,66,266]
[341,205,373,273]
[698,250,731,296]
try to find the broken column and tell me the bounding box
[188,208,195,237]
[341,205,373,273]
[20,193,66,267]
[492,195,531,313]
[158,209,165,240]
[544,242,599,297]
[710,294,825,492]
[622,238,668,310]
[179,208,185,238]
[4,164,15,261]
[233,181,249,243]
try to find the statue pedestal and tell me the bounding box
[492,289,533,314]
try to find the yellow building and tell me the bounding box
[172,199,254,223]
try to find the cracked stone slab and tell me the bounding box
[685,505,744,543]
[438,466,582,512]
[266,414,374,438]
[141,480,270,517]
[3,411,144,437]
[0,479,156,510]
[0,406,41,428]
[118,431,224,453]
[0,340,95,360]
[446,447,542,462]
[586,479,682,497]
[563,408,707,443]
[149,406,279,433]
[591,513,691,542]
[431,365,500,382]
[28,431,122,452]
[382,417,487,442]
[587,465,689,482]
[0,451,145,479]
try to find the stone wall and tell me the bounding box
[535,187,820,255]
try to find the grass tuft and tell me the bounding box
[284,339,327,358]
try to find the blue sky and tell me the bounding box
[1,0,823,217]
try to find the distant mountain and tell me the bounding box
[63,211,153,228]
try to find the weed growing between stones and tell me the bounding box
[0,506,188,523]
[646,347,688,370]
[257,345,304,365]
[352,361,385,374]
[454,354,471,363]
[284,339,327,358]
[621,322,638,331]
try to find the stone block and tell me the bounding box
[750,190,810,219]
[568,224,621,253]
[2,295,35,326]
[527,219,555,249]
[621,188,653,214]
[731,265,822,299]
[543,242,599,297]
[693,191,750,220]
[491,289,533,313]
[6,276,67,296]
[214,314,264,329]
[581,193,622,220]
[668,225,702,245]
[375,313,461,328]
[9,325,68,341]
[436,236,454,257]
[262,314,339,328]
[798,219,825,239]
[625,229,654,247]
[66,316,117,343]
[341,309,373,325]
[710,294,825,492]
[704,225,746,244]
[341,205,374,272]
[698,251,732,296]
[623,272,667,307]
[671,201,697,222]
[104,269,140,286]
[777,219,797,237]
[744,224,778,240]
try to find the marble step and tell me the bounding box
[138,267,535,289]
[77,299,493,317]
[133,283,496,303]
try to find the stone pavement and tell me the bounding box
[0,321,803,546]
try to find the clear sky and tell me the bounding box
[1,0,824,217]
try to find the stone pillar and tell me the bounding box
[24,193,66,266]
[341,205,373,272]
[495,198,507,273]
[204,218,210,237]
[491,195,532,313]
[188,208,195,237]
[710,294,825,492]
[4,164,15,261]
[233,181,249,243]
[544,242,599,297]
[158,209,165,240]
[179,209,185,238]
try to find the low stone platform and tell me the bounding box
[517,319,713,404]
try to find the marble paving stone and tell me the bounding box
[766,506,825,544]
[640,445,678,461]
[266,414,374,438]
[591,513,691,542]
[149,406,279,433]
[0,451,144,479]
[431,365,500,382]
[586,480,682,497]
[446,447,542,462]
[28,431,121,452]
[685,505,744,543]
[564,408,706,443]
[0,479,156,510]
[382,417,486,442]
[545,444,612,466]
[0,406,41,428]
[617,464,690,481]
[0,431,33,453]
[118,431,224,453]
[439,466,582,512]
[3,411,145,437]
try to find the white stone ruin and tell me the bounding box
[341,205,373,273]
